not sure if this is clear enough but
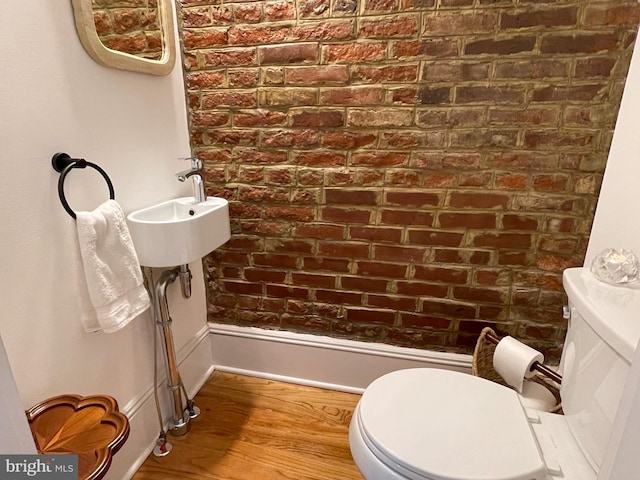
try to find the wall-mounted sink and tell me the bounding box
[127,197,231,268]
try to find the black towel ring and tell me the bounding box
[52,152,115,219]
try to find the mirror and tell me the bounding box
[71,0,176,76]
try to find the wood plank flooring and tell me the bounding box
[132,372,364,480]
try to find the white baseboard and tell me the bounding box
[209,323,472,394]
[105,324,214,480]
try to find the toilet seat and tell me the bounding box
[356,369,547,480]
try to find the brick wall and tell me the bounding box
[179,0,639,358]
[94,3,162,59]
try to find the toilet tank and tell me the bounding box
[560,267,640,472]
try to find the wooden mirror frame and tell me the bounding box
[70,0,177,76]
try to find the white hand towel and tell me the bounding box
[76,199,150,333]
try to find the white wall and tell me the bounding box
[586,41,640,265]
[588,34,640,479]
[0,2,211,478]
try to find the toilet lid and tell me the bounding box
[358,369,546,480]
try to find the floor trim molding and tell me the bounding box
[209,323,472,394]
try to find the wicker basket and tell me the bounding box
[472,327,562,414]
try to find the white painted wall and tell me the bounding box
[587,34,640,480]
[0,2,211,477]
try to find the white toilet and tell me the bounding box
[350,267,640,479]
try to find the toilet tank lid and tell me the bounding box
[358,369,546,480]
[563,267,640,363]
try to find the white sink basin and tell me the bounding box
[127,196,231,268]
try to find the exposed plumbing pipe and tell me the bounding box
[153,267,194,437]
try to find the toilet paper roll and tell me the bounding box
[492,336,544,393]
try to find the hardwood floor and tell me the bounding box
[132,372,364,480]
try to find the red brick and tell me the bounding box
[473,233,532,249]
[292,273,337,288]
[203,91,256,108]
[234,110,287,127]
[236,149,288,164]
[495,173,528,190]
[396,282,448,297]
[352,152,408,167]
[316,290,362,305]
[414,265,469,284]
[262,130,319,148]
[352,65,418,83]
[494,60,567,79]
[186,71,226,89]
[253,253,298,269]
[321,207,371,223]
[438,213,497,229]
[306,257,352,273]
[368,295,417,311]
[524,130,596,149]
[356,262,408,278]
[449,192,509,209]
[228,25,290,45]
[295,151,346,167]
[264,0,295,20]
[183,28,227,48]
[347,108,413,127]
[423,11,497,35]
[228,69,259,88]
[266,284,311,299]
[259,43,318,65]
[453,286,506,304]
[421,300,475,318]
[321,132,378,149]
[533,174,569,192]
[291,110,344,127]
[285,66,349,84]
[574,57,616,77]
[342,277,389,292]
[350,226,403,243]
[380,210,434,226]
[583,5,640,28]
[360,15,419,38]
[223,281,262,295]
[422,62,490,82]
[320,87,383,105]
[192,112,230,127]
[489,152,558,170]
[502,215,539,231]
[234,4,262,22]
[464,37,536,55]
[296,223,346,240]
[488,108,559,125]
[500,7,578,29]
[532,85,604,102]
[324,42,387,62]
[408,230,464,247]
[386,191,439,207]
[319,241,370,258]
[456,86,526,104]
[204,48,257,67]
[366,0,400,12]
[259,88,317,106]
[244,269,287,282]
[540,34,619,54]
[346,308,395,325]
[401,313,450,330]
[299,0,331,17]
[413,152,481,170]
[434,249,491,265]
[326,189,378,205]
[374,245,426,262]
[291,21,355,41]
[393,39,458,58]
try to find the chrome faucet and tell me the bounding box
[176,157,206,203]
